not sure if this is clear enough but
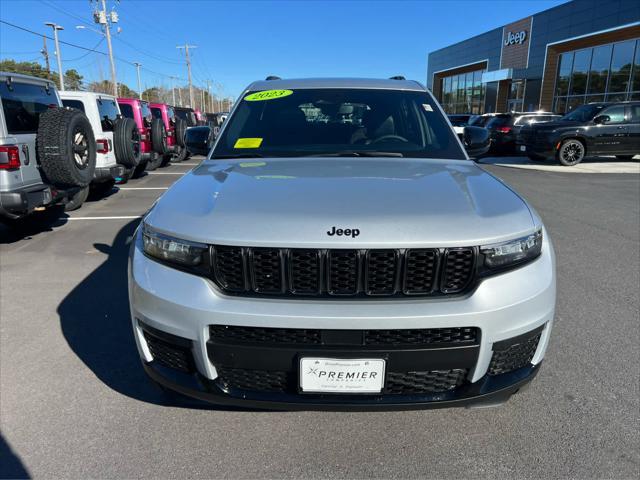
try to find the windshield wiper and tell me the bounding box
[307,151,404,157]
[211,153,264,159]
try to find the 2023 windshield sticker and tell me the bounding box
[244,89,294,101]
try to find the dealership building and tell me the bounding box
[426,0,640,114]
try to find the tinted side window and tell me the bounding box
[628,105,640,123]
[601,105,626,124]
[62,99,85,113]
[0,81,57,134]
[151,107,162,119]
[119,103,134,119]
[96,98,119,132]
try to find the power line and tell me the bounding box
[64,37,105,62]
[37,0,93,27]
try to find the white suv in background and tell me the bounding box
[60,91,125,194]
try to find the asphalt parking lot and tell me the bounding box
[1,157,639,479]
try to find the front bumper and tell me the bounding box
[129,228,556,409]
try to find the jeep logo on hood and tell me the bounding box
[327,226,360,238]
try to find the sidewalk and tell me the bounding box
[478,155,640,173]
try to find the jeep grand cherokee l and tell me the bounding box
[129,78,555,410]
[519,102,640,165]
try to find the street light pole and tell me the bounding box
[45,23,64,90]
[133,62,142,99]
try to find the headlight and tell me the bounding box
[481,229,542,270]
[142,224,208,268]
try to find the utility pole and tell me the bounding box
[133,62,142,99]
[200,88,205,111]
[176,44,197,107]
[94,0,118,97]
[41,35,51,80]
[206,80,213,113]
[45,23,64,90]
[170,76,176,106]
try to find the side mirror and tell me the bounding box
[462,126,490,158]
[184,126,213,156]
[593,115,610,125]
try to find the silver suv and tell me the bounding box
[0,72,97,219]
[129,78,556,410]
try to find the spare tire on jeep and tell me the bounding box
[37,107,96,188]
[174,117,186,147]
[113,117,142,167]
[151,118,168,154]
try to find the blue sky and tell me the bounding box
[1,0,567,98]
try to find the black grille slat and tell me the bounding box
[213,246,246,292]
[365,250,399,295]
[488,333,541,375]
[210,325,478,347]
[441,248,475,293]
[364,327,478,346]
[143,331,194,373]
[217,367,290,392]
[211,247,476,297]
[289,249,322,295]
[403,249,438,294]
[250,248,284,293]
[327,250,359,295]
[384,369,468,394]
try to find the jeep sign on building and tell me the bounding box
[427,0,640,114]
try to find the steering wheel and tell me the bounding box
[370,134,409,144]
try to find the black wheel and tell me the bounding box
[151,118,168,154]
[160,153,173,167]
[172,146,188,163]
[37,108,96,188]
[146,153,163,171]
[64,186,89,211]
[90,179,116,198]
[174,118,186,147]
[113,117,142,167]
[132,160,148,179]
[556,139,585,166]
[615,155,635,160]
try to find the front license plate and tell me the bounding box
[519,145,527,152]
[299,357,385,393]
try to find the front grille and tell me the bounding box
[143,331,194,373]
[210,325,479,347]
[488,332,541,375]
[384,369,468,394]
[210,246,476,298]
[215,367,468,395]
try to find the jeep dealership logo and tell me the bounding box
[504,30,527,46]
[327,226,360,238]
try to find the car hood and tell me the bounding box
[145,158,537,248]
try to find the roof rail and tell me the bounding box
[389,75,405,80]
[265,75,281,81]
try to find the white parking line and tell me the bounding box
[118,187,168,190]
[65,215,142,220]
[178,163,200,166]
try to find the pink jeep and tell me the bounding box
[117,98,165,173]
[150,102,188,163]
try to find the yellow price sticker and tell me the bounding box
[244,89,293,101]
[234,138,263,149]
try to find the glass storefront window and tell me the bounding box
[556,52,573,96]
[631,40,640,93]
[570,49,591,95]
[438,68,485,114]
[588,44,613,94]
[608,40,635,93]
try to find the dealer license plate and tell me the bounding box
[519,145,527,152]
[299,357,385,393]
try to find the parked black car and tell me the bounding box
[519,102,640,166]
[468,113,498,127]
[173,106,198,127]
[486,112,561,154]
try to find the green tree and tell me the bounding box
[89,80,136,98]
[64,69,83,90]
[0,59,51,80]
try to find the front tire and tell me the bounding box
[556,139,585,166]
[64,186,89,211]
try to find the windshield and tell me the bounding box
[469,115,491,127]
[212,88,464,159]
[561,104,606,122]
